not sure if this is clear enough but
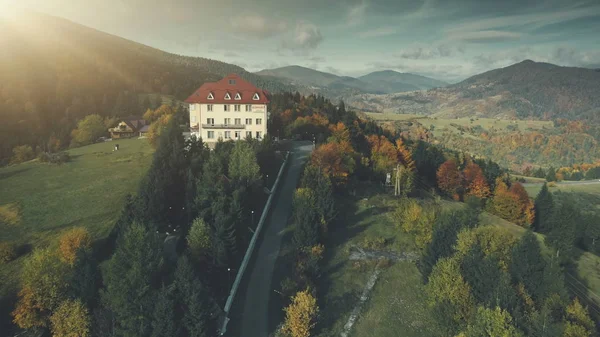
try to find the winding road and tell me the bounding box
[238,141,313,337]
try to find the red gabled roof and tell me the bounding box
[185,74,270,104]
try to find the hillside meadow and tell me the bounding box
[0,138,153,299]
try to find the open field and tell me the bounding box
[0,138,153,299]
[317,185,437,337]
[365,112,554,134]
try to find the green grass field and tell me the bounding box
[317,185,437,337]
[0,138,153,299]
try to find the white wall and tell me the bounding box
[191,103,268,141]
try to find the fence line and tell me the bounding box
[220,151,291,335]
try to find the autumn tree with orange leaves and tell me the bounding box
[489,179,534,227]
[396,138,415,172]
[368,135,398,176]
[436,159,463,200]
[311,141,355,183]
[463,162,491,199]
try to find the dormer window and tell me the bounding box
[224,92,231,100]
[234,93,241,100]
[228,79,236,85]
[207,92,214,100]
[253,93,260,100]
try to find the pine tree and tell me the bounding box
[509,231,547,303]
[546,167,557,182]
[174,256,213,337]
[151,285,177,337]
[533,183,554,233]
[137,118,187,231]
[101,223,163,337]
[546,197,578,264]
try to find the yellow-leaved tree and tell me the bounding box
[282,288,319,337]
[58,227,92,265]
[50,299,91,337]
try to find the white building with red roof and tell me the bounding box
[185,74,270,144]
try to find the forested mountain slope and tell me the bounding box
[0,11,296,162]
[347,60,600,121]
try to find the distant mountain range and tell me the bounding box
[346,60,600,121]
[255,65,448,98]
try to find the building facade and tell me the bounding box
[185,74,269,143]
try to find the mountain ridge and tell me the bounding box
[346,60,600,121]
[255,65,448,97]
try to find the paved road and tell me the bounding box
[239,141,313,337]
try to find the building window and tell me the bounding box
[234,104,241,112]
[224,105,230,112]
[253,93,260,100]
[207,131,214,139]
[207,93,214,100]
[246,131,252,138]
[234,93,241,100]
[256,131,262,139]
[207,104,213,112]
[224,131,231,139]
[229,79,236,85]
[224,118,231,125]
[245,105,252,112]
[256,118,262,125]
[235,131,241,139]
[234,118,241,125]
[245,118,252,125]
[207,118,214,125]
[192,116,197,122]
[224,92,231,100]
[190,104,195,111]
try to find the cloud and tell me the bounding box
[395,44,466,59]
[347,1,368,26]
[325,66,341,74]
[447,30,523,43]
[230,14,287,39]
[358,26,396,38]
[224,51,239,57]
[280,21,323,50]
[308,56,325,62]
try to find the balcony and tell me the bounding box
[202,124,246,129]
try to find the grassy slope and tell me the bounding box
[317,185,437,337]
[0,138,153,298]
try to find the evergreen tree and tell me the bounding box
[212,197,238,267]
[533,183,554,233]
[421,210,473,279]
[101,223,163,337]
[70,248,97,307]
[546,197,578,264]
[292,188,320,248]
[229,140,261,187]
[137,119,187,231]
[460,246,502,305]
[174,256,213,337]
[509,231,547,303]
[150,285,177,337]
[546,167,557,182]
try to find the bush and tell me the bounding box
[0,242,16,263]
[360,236,386,250]
[38,152,71,165]
[10,145,35,164]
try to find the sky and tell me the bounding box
[3,0,600,82]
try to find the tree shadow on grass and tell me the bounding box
[0,167,31,181]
